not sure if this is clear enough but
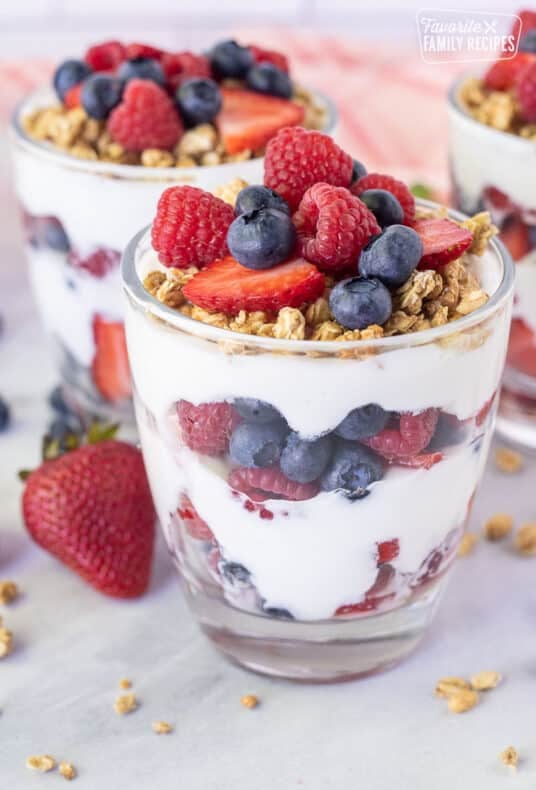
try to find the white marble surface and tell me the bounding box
[1,135,536,789]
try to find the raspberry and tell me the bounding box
[107,79,183,152]
[84,40,126,71]
[516,59,536,123]
[264,127,353,211]
[68,248,120,278]
[125,42,165,61]
[177,494,214,540]
[363,409,439,461]
[351,173,415,225]
[293,183,381,273]
[151,186,234,269]
[177,400,241,456]
[483,52,535,91]
[249,44,289,73]
[377,539,399,564]
[228,467,319,501]
[161,51,212,91]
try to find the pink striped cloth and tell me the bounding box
[0,32,465,192]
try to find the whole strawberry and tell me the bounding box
[22,437,155,598]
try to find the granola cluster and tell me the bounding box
[144,209,494,342]
[22,86,327,166]
[435,670,502,714]
[459,76,536,140]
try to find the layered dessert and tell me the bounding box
[123,128,513,632]
[11,38,331,421]
[449,9,536,443]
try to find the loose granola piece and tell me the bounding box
[200,151,222,167]
[0,580,19,605]
[143,271,167,296]
[310,320,344,341]
[446,688,479,713]
[155,277,185,309]
[459,77,486,109]
[458,533,478,557]
[483,513,513,541]
[470,671,501,691]
[191,305,229,329]
[397,270,444,315]
[515,523,536,556]
[475,91,517,132]
[435,677,471,699]
[494,446,523,474]
[520,124,536,140]
[26,755,57,773]
[69,143,98,161]
[305,297,331,327]
[293,84,328,130]
[229,310,270,335]
[118,678,132,690]
[500,746,519,770]
[460,212,498,256]
[175,155,197,168]
[152,720,173,734]
[176,124,218,159]
[273,307,306,340]
[455,287,488,317]
[213,177,249,207]
[59,761,77,780]
[114,693,138,715]
[0,617,13,658]
[141,148,175,168]
[240,694,259,709]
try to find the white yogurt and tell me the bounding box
[513,252,536,335]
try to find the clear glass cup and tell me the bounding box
[122,203,514,682]
[10,87,336,426]
[448,74,536,449]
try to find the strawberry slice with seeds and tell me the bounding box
[182,255,325,315]
[92,316,132,403]
[217,88,304,155]
[414,218,473,269]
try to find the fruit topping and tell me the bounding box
[53,59,93,101]
[358,189,404,228]
[182,255,325,315]
[227,207,296,269]
[413,218,473,269]
[177,494,214,540]
[229,419,289,468]
[249,44,289,73]
[229,466,320,501]
[483,51,535,91]
[320,439,384,498]
[84,40,126,71]
[519,29,536,53]
[246,63,292,99]
[359,224,423,287]
[125,42,165,61]
[235,185,290,217]
[118,56,166,87]
[335,404,390,441]
[91,316,132,403]
[177,400,241,456]
[161,51,212,91]
[80,74,124,120]
[350,159,367,183]
[107,79,183,152]
[329,276,392,330]
[151,185,234,269]
[351,172,415,226]
[363,409,439,461]
[264,127,353,211]
[209,40,253,79]
[175,78,222,127]
[293,182,381,273]
[280,432,333,483]
[234,399,282,423]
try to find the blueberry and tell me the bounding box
[118,57,165,86]
[321,439,384,497]
[280,432,333,483]
[335,404,389,441]
[427,412,468,451]
[329,277,392,330]
[209,40,253,79]
[49,385,71,416]
[520,29,536,52]
[246,63,292,98]
[359,225,423,288]
[351,159,367,183]
[53,59,92,101]
[229,420,288,468]
[359,189,404,228]
[263,606,294,619]
[235,185,290,217]
[227,208,296,270]
[176,78,222,126]
[234,398,282,423]
[0,397,11,432]
[220,561,251,585]
[43,218,70,252]
[80,74,124,120]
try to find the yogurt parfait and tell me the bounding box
[123,128,514,681]
[10,38,332,423]
[448,9,536,447]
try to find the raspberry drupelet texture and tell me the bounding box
[107,79,183,152]
[264,127,354,211]
[152,185,234,268]
[293,183,381,273]
[84,40,126,71]
[351,173,416,226]
[229,466,320,501]
[363,409,439,460]
[177,400,241,456]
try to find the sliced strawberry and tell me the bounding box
[64,83,83,109]
[217,88,304,155]
[501,216,531,261]
[177,494,214,541]
[483,52,536,91]
[507,317,536,376]
[91,316,132,403]
[414,218,473,269]
[182,255,325,315]
[377,539,399,564]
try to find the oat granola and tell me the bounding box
[0,580,19,605]
[26,755,57,773]
[459,76,534,139]
[59,761,77,780]
[114,692,138,715]
[483,513,513,541]
[515,523,536,556]
[240,694,260,709]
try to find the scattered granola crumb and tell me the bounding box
[26,755,57,773]
[483,513,513,542]
[59,761,77,780]
[0,617,13,658]
[471,671,502,691]
[500,746,519,770]
[240,694,260,709]
[118,678,132,690]
[458,533,478,557]
[0,580,19,605]
[494,446,523,474]
[446,688,479,714]
[152,720,173,734]
[114,693,138,715]
[515,523,536,556]
[435,677,471,699]
[213,177,249,207]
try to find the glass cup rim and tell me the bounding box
[122,198,515,354]
[9,84,338,181]
[447,72,533,151]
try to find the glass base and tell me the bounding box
[497,372,536,451]
[185,583,445,683]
